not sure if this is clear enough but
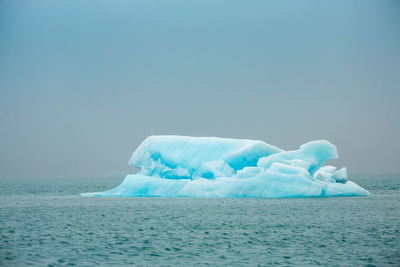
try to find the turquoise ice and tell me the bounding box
[82,136,369,198]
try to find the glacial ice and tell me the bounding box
[82,135,369,198]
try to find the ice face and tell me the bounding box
[82,135,369,198]
[129,136,282,179]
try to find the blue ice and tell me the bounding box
[82,135,369,198]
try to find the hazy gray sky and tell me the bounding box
[1,0,399,178]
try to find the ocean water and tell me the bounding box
[0,176,399,266]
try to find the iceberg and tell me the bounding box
[82,135,369,198]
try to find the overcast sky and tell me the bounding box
[1,0,399,178]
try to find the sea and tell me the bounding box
[0,175,399,266]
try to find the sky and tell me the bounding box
[0,0,399,178]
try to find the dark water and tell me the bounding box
[0,176,399,266]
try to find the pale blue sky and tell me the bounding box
[1,0,399,178]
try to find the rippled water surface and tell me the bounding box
[1,176,399,266]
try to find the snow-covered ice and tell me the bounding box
[82,135,369,198]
